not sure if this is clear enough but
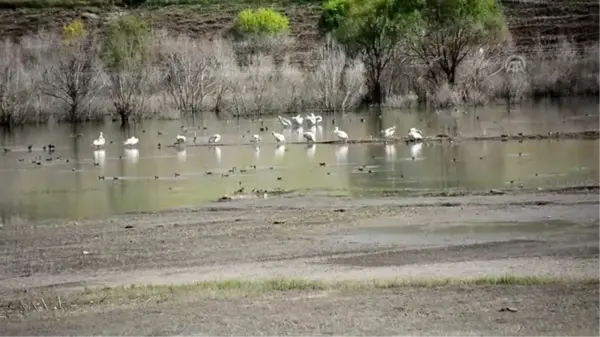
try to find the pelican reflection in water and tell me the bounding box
[410,142,423,159]
[93,149,106,167]
[124,148,139,164]
[176,148,187,163]
[385,144,396,161]
[305,143,316,159]
[335,144,349,163]
[212,146,222,164]
[275,144,286,159]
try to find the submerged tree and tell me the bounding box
[42,19,103,123]
[321,0,419,105]
[102,14,151,124]
[406,0,507,87]
[320,0,506,104]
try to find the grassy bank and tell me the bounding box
[2,276,598,315]
[1,28,598,127]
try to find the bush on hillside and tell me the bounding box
[62,19,86,42]
[233,8,289,37]
[102,14,150,71]
[319,0,350,32]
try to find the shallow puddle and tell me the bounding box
[328,220,580,247]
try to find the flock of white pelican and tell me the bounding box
[89,113,425,156]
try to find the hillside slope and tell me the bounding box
[0,0,597,65]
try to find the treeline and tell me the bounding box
[0,0,597,126]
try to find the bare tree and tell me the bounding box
[42,36,103,123]
[308,38,366,113]
[106,58,150,123]
[0,41,35,126]
[163,37,218,122]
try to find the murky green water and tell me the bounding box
[0,99,598,221]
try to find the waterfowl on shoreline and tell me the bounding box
[332,126,349,142]
[93,132,105,148]
[278,116,293,128]
[407,127,424,142]
[381,126,396,138]
[208,134,221,144]
[272,131,286,144]
[124,136,139,147]
[175,134,186,144]
[303,131,316,144]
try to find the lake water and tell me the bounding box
[0,99,598,222]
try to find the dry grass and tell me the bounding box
[0,29,598,126]
[2,276,597,316]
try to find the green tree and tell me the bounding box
[406,0,506,87]
[322,0,419,104]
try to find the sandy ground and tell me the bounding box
[0,187,598,335]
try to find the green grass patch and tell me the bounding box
[2,276,597,314]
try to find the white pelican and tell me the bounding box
[272,131,286,144]
[278,116,293,128]
[175,134,186,144]
[251,134,261,143]
[332,126,349,142]
[291,115,304,127]
[407,127,424,141]
[208,134,221,144]
[302,131,316,144]
[305,113,323,126]
[93,132,105,148]
[123,136,139,147]
[381,126,396,138]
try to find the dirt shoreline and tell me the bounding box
[0,187,598,335]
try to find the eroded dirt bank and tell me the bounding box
[0,187,598,335]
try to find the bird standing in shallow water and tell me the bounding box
[208,134,221,144]
[332,126,349,142]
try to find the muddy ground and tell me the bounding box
[0,186,598,335]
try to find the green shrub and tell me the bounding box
[319,0,350,32]
[233,8,290,37]
[62,18,86,42]
[102,14,150,71]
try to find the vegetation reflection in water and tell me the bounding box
[0,101,598,221]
